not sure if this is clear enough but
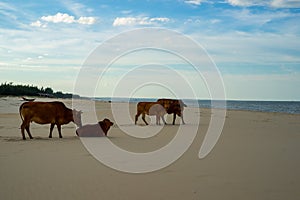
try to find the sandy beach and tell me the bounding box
[0,97,299,200]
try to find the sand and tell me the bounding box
[0,97,300,200]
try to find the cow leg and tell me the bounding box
[135,113,140,125]
[21,119,33,140]
[161,116,167,125]
[57,124,62,138]
[20,121,27,140]
[49,123,55,138]
[142,113,148,125]
[181,115,185,125]
[156,115,160,125]
[172,113,177,125]
[25,124,33,139]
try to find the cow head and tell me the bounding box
[179,100,187,108]
[72,109,83,127]
[99,118,114,136]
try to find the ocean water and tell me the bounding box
[94,97,300,114]
[194,100,300,114]
[0,97,299,114]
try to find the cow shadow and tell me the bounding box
[0,135,79,142]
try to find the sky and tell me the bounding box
[0,0,300,100]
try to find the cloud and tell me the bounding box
[150,17,170,22]
[184,0,204,6]
[62,0,94,17]
[121,10,132,15]
[0,2,30,29]
[41,13,75,23]
[77,16,96,25]
[226,0,262,7]
[221,8,295,27]
[226,0,300,8]
[270,0,300,8]
[113,17,170,26]
[62,1,89,16]
[30,12,96,27]
[30,20,46,28]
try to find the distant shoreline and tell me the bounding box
[1,96,299,115]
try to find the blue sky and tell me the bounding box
[0,0,300,100]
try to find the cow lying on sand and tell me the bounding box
[135,102,167,125]
[19,101,82,140]
[157,99,186,125]
[76,118,114,137]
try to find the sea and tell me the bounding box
[94,97,300,114]
[0,97,299,115]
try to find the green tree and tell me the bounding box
[45,87,53,94]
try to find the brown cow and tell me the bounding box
[135,102,167,125]
[157,99,187,125]
[76,118,114,137]
[19,101,82,140]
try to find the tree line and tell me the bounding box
[0,82,79,98]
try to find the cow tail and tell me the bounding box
[19,102,25,121]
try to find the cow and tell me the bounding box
[19,101,82,140]
[135,102,167,125]
[157,99,187,125]
[76,118,114,137]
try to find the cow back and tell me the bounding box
[137,102,165,115]
[20,101,73,125]
[157,99,186,110]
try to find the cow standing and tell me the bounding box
[157,99,186,125]
[135,102,167,125]
[19,101,82,140]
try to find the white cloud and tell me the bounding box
[121,10,132,14]
[227,0,262,7]
[31,12,96,27]
[184,0,203,6]
[41,13,75,23]
[113,17,153,26]
[62,0,93,17]
[0,2,16,11]
[210,19,221,24]
[30,20,46,28]
[217,8,299,29]
[226,0,300,8]
[271,0,300,8]
[113,17,170,26]
[188,31,300,68]
[77,16,97,24]
[150,17,170,22]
